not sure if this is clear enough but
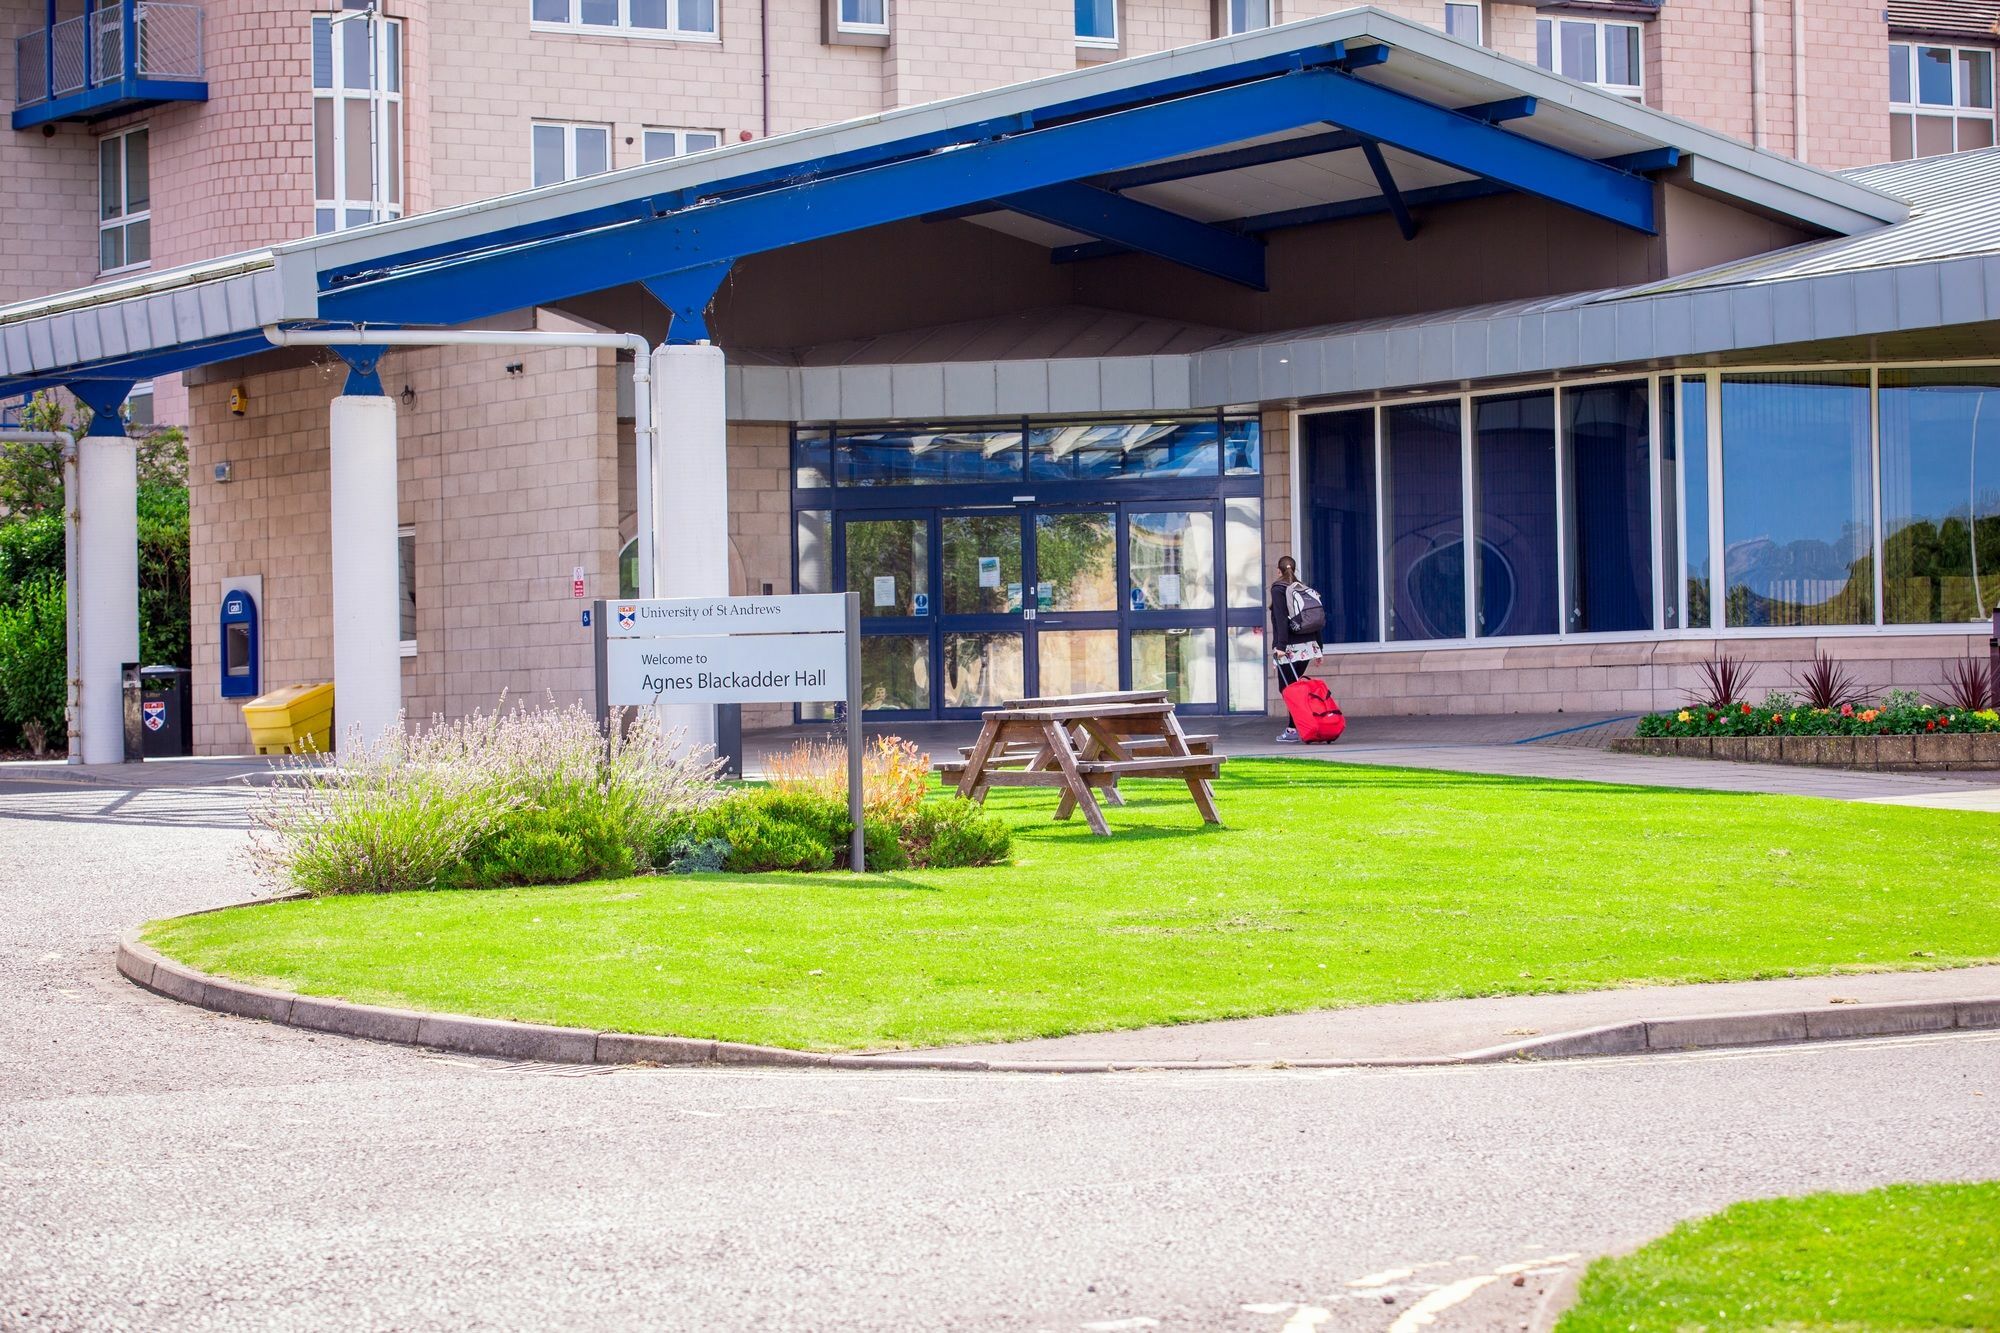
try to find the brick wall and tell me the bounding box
[186,336,620,753]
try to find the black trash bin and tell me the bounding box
[138,665,193,759]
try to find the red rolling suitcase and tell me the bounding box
[1281,677,1346,744]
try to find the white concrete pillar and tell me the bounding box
[651,341,730,750]
[328,394,403,752]
[75,433,139,765]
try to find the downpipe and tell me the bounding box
[260,325,661,597]
[0,428,81,762]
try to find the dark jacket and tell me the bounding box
[1270,578,1305,650]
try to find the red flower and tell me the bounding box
[1706,712,1718,722]
[1740,702,1753,715]
[1840,704,1854,718]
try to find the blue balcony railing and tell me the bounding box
[13,2,207,131]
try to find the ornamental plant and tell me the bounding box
[1637,692,2000,740]
[765,733,931,824]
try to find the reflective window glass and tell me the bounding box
[1918,45,1955,104]
[1029,419,1220,481]
[398,530,417,644]
[1720,372,1874,627]
[834,425,1023,485]
[1604,23,1640,87]
[1563,382,1653,633]
[1225,497,1264,609]
[1222,419,1261,475]
[844,518,930,618]
[1075,0,1115,41]
[1038,630,1119,698]
[795,510,832,594]
[1034,512,1118,611]
[1128,511,1216,612]
[859,636,930,711]
[793,430,832,488]
[1444,2,1479,42]
[1890,43,1911,103]
[1227,627,1266,714]
[1962,48,1994,107]
[943,634,1024,709]
[1472,390,1559,638]
[1878,368,2000,624]
[841,0,886,24]
[1383,401,1465,641]
[1559,20,1598,83]
[1131,629,1216,705]
[1679,377,1711,630]
[1301,408,1379,644]
[942,514,1023,615]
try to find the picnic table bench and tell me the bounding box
[934,689,1224,835]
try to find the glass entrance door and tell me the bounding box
[1030,508,1121,697]
[840,511,933,713]
[1126,507,1221,707]
[938,509,1026,710]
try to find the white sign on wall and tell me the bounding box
[606,592,849,639]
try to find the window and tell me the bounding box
[1562,382,1653,633]
[1877,369,2000,624]
[1719,372,1874,627]
[1300,408,1379,644]
[532,121,612,188]
[398,526,417,651]
[1889,42,1995,159]
[837,0,887,33]
[313,10,402,233]
[1224,0,1271,35]
[532,0,719,39]
[124,382,155,429]
[1535,18,1643,98]
[642,127,721,161]
[1444,2,1480,44]
[1382,400,1466,642]
[1076,0,1116,46]
[98,127,149,274]
[1471,391,1559,638]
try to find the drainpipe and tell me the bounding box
[1750,0,1768,148]
[1791,0,1808,161]
[260,326,660,597]
[760,0,772,138]
[0,428,81,762]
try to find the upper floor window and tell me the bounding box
[534,0,717,38]
[98,127,149,275]
[1076,0,1116,46]
[1444,2,1480,44]
[1224,0,1271,34]
[312,9,403,234]
[837,0,887,33]
[1536,17,1642,99]
[1889,42,1995,158]
[643,127,721,161]
[533,121,612,187]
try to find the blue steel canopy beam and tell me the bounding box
[995,181,1267,288]
[321,68,1654,326]
[641,260,734,342]
[1358,142,1417,240]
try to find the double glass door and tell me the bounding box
[838,502,1227,716]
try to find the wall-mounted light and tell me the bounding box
[505,362,525,376]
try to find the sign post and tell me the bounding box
[593,591,866,872]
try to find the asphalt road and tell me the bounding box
[3,779,1996,1332]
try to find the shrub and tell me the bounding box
[0,573,67,749]
[698,794,836,873]
[1686,652,1754,708]
[1934,657,1996,712]
[862,817,910,872]
[250,698,721,895]
[1792,652,1865,711]
[766,733,931,823]
[901,798,1012,869]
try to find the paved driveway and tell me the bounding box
[2,776,1996,1332]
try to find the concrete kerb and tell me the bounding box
[115,930,2000,1074]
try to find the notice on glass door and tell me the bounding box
[873,575,896,608]
[1158,573,1182,607]
[977,556,1001,589]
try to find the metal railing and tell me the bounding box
[14,3,203,109]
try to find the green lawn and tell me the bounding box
[147,759,2000,1050]
[1559,1182,2000,1331]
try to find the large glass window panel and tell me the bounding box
[1918,45,1955,104]
[1132,628,1217,705]
[678,0,718,34]
[1563,382,1654,633]
[1444,2,1479,42]
[1962,49,1994,107]
[1890,43,1911,103]
[574,126,610,177]
[1471,391,1559,638]
[943,634,1023,709]
[796,510,832,595]
[844,518,930,619]
[1128,510,1215,612]
[942,514,1023,615]
[1034,512,1117,611]
[1878,368,2000,624]
[793,430,831,488]
[340,15,370,87]
[859,635,930,711]
[532,124,566,187]
[1720,372,1874,627]
[1225,497,1263,609]
[1075,0,1115,41]
[630,0,668,26]
[1037,629,1120,698]
[841,0,886,25]
[1383,401,1465,641]
[1536,18,1553,70]
[1301,408,1379,644]
[1559,20,1598,82]
[1681,376,1712,631]
[1222,419,1261,475]
[1604,22,1640,87]
[1227,0,1269,33]
[834,425,1022,485]
[1226,627,1266,714]
[1029,419,1219,481]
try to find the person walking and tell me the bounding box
[1269,555,1324,742]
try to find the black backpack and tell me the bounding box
[1285,581,1326,638]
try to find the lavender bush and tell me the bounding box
[250,697,723,896]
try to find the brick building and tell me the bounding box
[1,4,1997,756]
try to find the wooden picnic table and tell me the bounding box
[935,689,1223,836]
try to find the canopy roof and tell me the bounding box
[0,6,1906,402]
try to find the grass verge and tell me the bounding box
[145,759,2000,1051]
[1559,1182,2000,1331]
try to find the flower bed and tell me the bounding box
[1635,699,2000,739]
[1620,692,2000,771]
